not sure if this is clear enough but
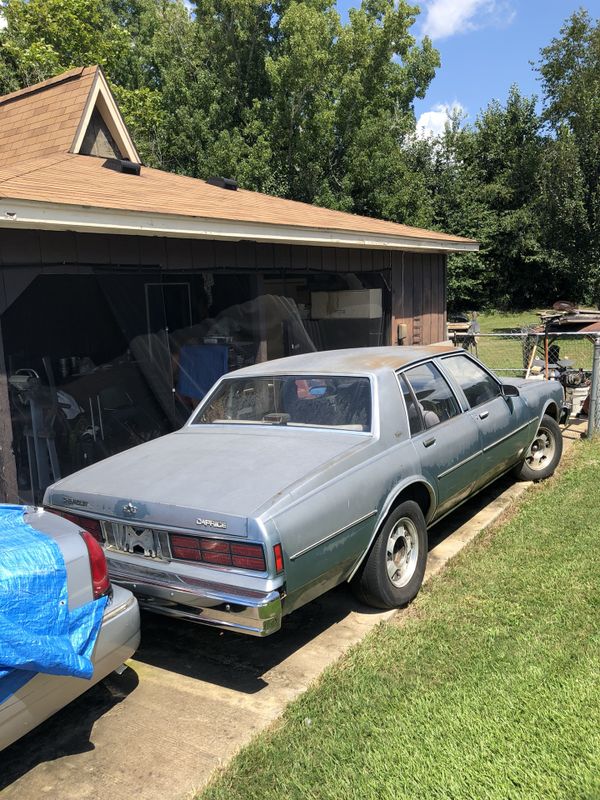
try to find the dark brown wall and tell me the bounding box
[391,252,447,345]
[0,229,391,274]
[0,230,447,343]
[0,229,448,343]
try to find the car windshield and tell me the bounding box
[192,375,372,431]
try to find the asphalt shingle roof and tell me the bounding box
[0,67,477,249]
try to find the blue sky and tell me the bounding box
[338,0,597,135]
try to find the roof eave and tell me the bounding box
[0,198,479,253]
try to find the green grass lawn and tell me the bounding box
[477,310,541,333]
[200,439,600,800]
[471,311,593,374]
[474,311,539,374]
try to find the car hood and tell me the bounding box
[45,426,368,534]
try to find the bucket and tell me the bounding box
[569,386,589,417]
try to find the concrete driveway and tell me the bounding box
[0,424,582,800]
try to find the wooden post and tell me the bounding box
[390,252,406,345]
[0,317,19,502]
[253,272,268,362]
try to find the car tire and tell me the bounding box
[351,500,428,610]
[513,414,563,482]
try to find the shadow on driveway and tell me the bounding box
[134,582,375,693]
[0,666,139,789]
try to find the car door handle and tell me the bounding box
[479,411,489,419]
[423,436,436,448]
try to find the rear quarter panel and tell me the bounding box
[516,379,564,423]
[275,439,428,613]
[0,511,140,751]
[24,508,93,609]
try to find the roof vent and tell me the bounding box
[207,176,238,191]
[103,157,141,176]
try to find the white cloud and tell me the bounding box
[416,102,465,139]
[0,14,6,31]
[421,0,515,41]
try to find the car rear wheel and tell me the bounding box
[352,500,428,610]
[513,414,563,482]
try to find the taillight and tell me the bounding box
[80,530,111,599]
[273,543,284,573]
[169,534,266,572]
[47,508,104,542]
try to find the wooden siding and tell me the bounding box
[0,231,445,342]
[391,252,447,345]
[0,229,392,274]
[0,231,398,317]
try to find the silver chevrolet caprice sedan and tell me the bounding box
[44,347,564,637]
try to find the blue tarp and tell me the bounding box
[0,506,108,704]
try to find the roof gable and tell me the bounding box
[70,68,139,161]
[0,66,139,163]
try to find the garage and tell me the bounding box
[0,66,477,503]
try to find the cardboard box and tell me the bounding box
[311,289,383,320]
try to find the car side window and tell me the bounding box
[442,355,501,409]
[403,362,461,429]
[398,374,423,435]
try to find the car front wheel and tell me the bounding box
[513,414,563,481]
[352,500,428,610]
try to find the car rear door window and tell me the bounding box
[403,362,460,428]
[442,355,501,409]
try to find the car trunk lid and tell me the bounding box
[45,426,366,534]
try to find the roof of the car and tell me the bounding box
[233,346,455,377]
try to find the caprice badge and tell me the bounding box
[196,517,228,530]
[123,502,138,516]
[61,496,88,508]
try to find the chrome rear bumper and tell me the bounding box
[106,558,283,637]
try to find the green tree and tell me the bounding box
[430,88,545,310]
[471,87,546,309]
[192,0,440,221]
[536,9,600,305]
[0,0,134,91]
[331,1,439,222]
[426,114,492,310]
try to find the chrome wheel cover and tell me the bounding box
[385,517,419,588]
[525,425,556,472]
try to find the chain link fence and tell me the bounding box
[587,336,600,437]
[450,329,600,435]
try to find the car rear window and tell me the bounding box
[192,375,372,431]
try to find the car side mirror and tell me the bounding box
[502,383,520,398]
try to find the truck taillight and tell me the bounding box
[80,530,111,599]
[47,508,104,542]
[169,534,266,572]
